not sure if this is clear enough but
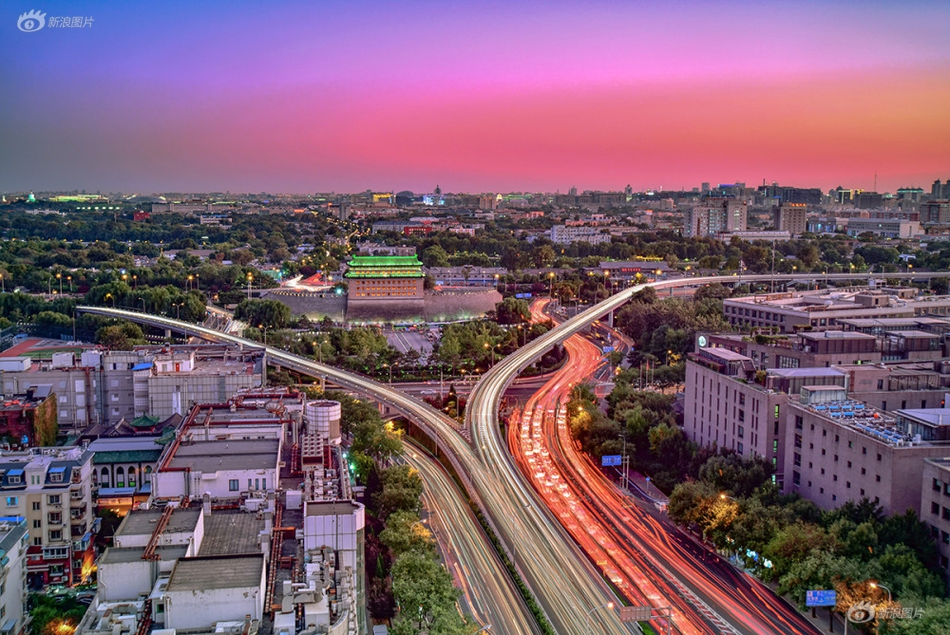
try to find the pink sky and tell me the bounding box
[2,0,949,193]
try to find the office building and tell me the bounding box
[922,458,950,585]
[786,393,950,516]
[722,288,950,333]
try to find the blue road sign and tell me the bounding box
[602,346,614,353]
[601,455,622,467]
[806,590,837,607]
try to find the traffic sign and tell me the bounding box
[601,454,622,467]
[620,606,652,622]
[806,590,837,607]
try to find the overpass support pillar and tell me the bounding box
[164,328,172,340]
[608,309,614,329]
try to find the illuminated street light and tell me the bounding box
[104,293,115,308]
[585,601,614,631]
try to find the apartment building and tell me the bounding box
[0,447,95,588]
[0,517,28,635]
[683,197,747,237]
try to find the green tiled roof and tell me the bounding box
[347,255,423,267]
[93,449,162,464]
[345,255,425,278]
[130,415,159,428]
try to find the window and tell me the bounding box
[847,461,852,468]
[47,495,61,505]
[229,479,239,492]
[833,475,838,482]
[49,530,62,541]
[32,502,40,511]
[943,508,950,521]
[33,537,42,547]
[33,519,41,528]
[4,496,16,507]
[8,474,20,485]
[48,513,61,525]
[795,416,803,430]
[861,468,866,475]
[877,453,882,461]
[876,475,881,482]
[944,531,950,546]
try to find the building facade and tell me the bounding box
[0,447,96,588]
[344,255,425,302]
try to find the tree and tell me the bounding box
[494,296,531,324]
[390,551,464,634]
[373,465,423,520]
[421,245,450,268]
[379,510,434,557]
[234,298,291,329]
[96,322,145,350]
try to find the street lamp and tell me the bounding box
[870,581,892,603]
[173,302,181,320]
[246,272,253,300]
[548,271,555,299]
[259,323,268,348]
[139,297,147,312]
[104,293,115,308]
[618,434,628,491]
[585,601,614,631]
[56,272,62,295]
[67,275,72,293]
[132,274,137,289]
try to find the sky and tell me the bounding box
[2,0,949,195]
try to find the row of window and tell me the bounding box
[228,478,267,491]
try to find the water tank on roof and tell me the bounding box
[51,352,74,369]
[305,400,342,445]
[81,351,101,368]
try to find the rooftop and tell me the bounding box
[114,508,201,539]
[198,511,265,556]
[166,439,280,473]
[166,554,265,591]
[99,545,188,564]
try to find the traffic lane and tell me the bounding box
[406,445,539,635]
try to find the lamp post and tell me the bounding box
[187,274,194,292]
[870,581,892,603]
[173,302,181,320]
[67,275,72,293]
[585,601,614,632]
[548,272,555,299]
[259,324,268,348]
[132,274,137,289]
[246,272,253,300]
[618,434,628,491]
[56,272,62,295]
[105,293,115,308]
[0,273,4,294]
[139,297,147,312]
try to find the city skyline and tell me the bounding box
[2,0,949,194]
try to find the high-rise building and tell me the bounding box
[773,203,808,237]
[683,197,747,237]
